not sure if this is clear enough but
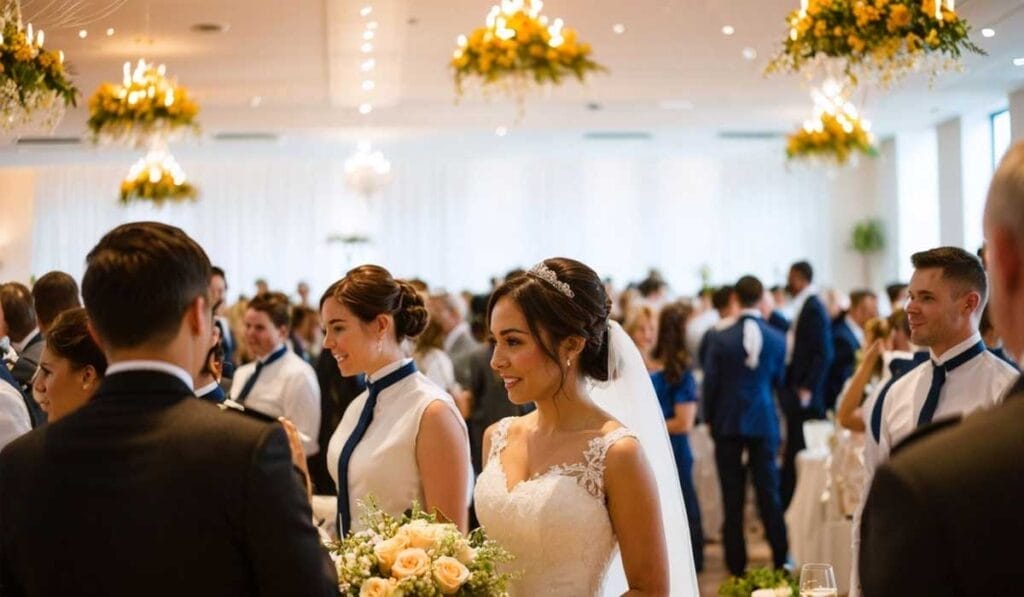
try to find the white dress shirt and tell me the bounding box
[414,348,456,392]
[686,309,719,363]
[877,332,1017,463]
[327,359,473,532]
[230,346,321,455]
[0,380,31,450]
[739,308,763,369]
[106,360,194,389]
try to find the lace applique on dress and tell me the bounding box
[549,427,637,501]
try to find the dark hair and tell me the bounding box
[32,271,81,330]
[487,257,612,386]
[910,247,988,303]
[888,308,910,336]
[849,289,877,310]
[291,305,316,330]
[45,308,107,376]
[211,266,226,281]
[711,285,735,311]
[82,221,211,349]
[885,283,907,306]
[407,278,429,293]
[980,305,994,337]
[248,292,292,329]
[652,301,693,385]
[201,337,225,377]
[414,318,445,356]
[735,276,764,308]
[790,261,814,283]
[0,282,37,340]
[321,265,429,341]
[769,285,784,294]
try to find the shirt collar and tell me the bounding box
[258,342,287,364]
[740,308,762,319]
[12,328,40,353]
[443,322,470,353]
[930,331,984,365]
[106,360,194,390]
[844,316,865,346]
[367,357,413,384]
[194,381,220,397]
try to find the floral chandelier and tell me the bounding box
[451,0,603,106]
[344,142,392,198]
[0,3,77,134]
[786,80,877,166]
[766,0,985,87]
[119,147,197,205]
[88,59,199,148]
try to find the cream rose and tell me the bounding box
[433,556,471,594]
[396,520,449,550]
[359,577,398,597]
[454,539,477,565]
[390,547,431,580]
[374,536,409,575]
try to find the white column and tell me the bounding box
[936,117,965,248]
[1010,87,1024,142]
[0,168,36,284]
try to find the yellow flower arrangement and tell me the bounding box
[451,0,603,99]
[0,15,77,131]
[88,59,199,148]
[118,151,197,205]
[767,0,985,86]
[787,97,877,166]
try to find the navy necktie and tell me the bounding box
[337,360,417,536]
[235,345,288,403]
[917,341,986,426]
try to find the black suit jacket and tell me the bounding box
[784,295,834,416]
[0,370,337,596]
[859,375,1024,596]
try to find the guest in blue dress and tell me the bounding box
[648,301,704,572]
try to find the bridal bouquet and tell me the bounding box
[326,501,516,596]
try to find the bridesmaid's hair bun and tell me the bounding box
[321,265,430,341]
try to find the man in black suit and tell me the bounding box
[859,142,1024,596]
[0,222,337,596]
[0,283,43,389]
[780,261,834,507]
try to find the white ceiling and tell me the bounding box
[10,0,1024,146]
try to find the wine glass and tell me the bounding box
[799,563,837,597]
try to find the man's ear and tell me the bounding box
[186,295,208,335]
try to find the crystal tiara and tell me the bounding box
[527,262,575,299]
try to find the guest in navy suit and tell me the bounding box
[649,301,703,571]
[825,290,879,411]
[704,275,789,576]
[697,285,737,370]
[780,260,834,507]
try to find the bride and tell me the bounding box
[474,258,698,596]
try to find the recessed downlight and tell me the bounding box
[981,28,995,38]
[722,25,735,35]
[612,23,626,34]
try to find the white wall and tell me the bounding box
[0,169,36,284]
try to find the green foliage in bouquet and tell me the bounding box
[718,567,798,597]
[326,500,517,596]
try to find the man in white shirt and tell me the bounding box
[873,247,1017,464]
[231,291,321,455]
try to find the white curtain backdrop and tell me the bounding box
[30,143,835,299]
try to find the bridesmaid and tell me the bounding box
[32,308,107,421]
[649,301,704,572]
[322,265,472,535]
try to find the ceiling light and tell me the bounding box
[367,21,378,30]
[361,59,376,71]
[612,23,625,34]
[363,30,374,40]
[360,6,373,16]
[106,28,115,36]
[742,47,757,60]
[1014,57,1024,67]
[722,25,735,35]
[361,42,373,53]
[78,29,87,38]
[250,96,262,108]
[362,80,375,91]
[495,126,508,137]
[359,103,373,114]
[981,28,995,38]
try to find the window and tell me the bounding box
[992,109,1011,168]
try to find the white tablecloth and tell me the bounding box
[785,449,852,594]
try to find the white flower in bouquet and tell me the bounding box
[374,536,409,575]
[433,556,471,595]
[391,548,431,580]
[360,577,401,597]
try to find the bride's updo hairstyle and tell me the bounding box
[488,257,612,384]
[321,265,429,341]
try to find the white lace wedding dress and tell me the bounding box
[474,417,637,596]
